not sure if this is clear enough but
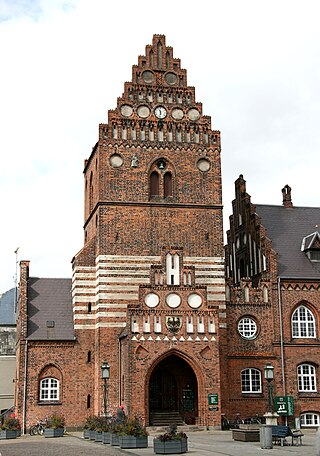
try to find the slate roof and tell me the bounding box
[27,278,74,340]
[0,288,17,325]
[255,204,320,279]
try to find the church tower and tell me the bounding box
[72,35,225,427]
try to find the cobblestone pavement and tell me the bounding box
[0,429,318,456]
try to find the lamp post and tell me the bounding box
[101,361,110,416]
[264,363,274,413]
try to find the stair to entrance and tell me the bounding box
[150,411,185,426]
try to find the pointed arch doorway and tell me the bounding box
[149,354,198,425]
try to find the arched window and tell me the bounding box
[166,253,180,285]
[292,305,316,338]
[300,412,320,427]
[297,364,317,392]
[164,172,172,198]
[241,368,262,393]
[40,378,59,401]
[150,171,160,196]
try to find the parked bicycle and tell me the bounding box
[29,419,47,435]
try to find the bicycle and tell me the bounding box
[29,419,47,435]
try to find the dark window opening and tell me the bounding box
[150,171,160,196]
[88,302,92,313]
[87,394,91,408]
[87,351,91,363]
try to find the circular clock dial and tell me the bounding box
[187,108,200,121]
[142,70,154,83]
[165,72,177,85]
[171,108,184,120]
[166,293,181,308]
[197,158,211,172]
[109,154,123,168]
[120,104,133,117]
[137,105,150,118]
[155,106,167,119]
[144,293,159,308]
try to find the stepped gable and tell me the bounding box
[99,34,219,148]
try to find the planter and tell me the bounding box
[102,431,111,444]
[95,431,102,442]
[83,429,90,439]
[153,438,188,454]
[89,430,96,440]
[0,430,18,440]
[110,432,120,446]
[44,428,64,438]
[120,434,148,448]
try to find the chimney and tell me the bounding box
[282,185,293,208]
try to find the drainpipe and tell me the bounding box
[22,339,28,434]
[277,277,286,396]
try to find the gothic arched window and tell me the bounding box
[164,172,172,198]
[150,171,160,196]
[292,305,316,338]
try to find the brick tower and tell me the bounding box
[72,35,225,427]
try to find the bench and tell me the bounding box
[271,426,304,446]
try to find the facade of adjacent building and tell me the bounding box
[224,175,320,428]
[15,35,226,431]
[0,288,17,413]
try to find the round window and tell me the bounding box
[238,317,258,340]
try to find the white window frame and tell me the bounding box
[40,377,59,401]
[241,368,262,393]
[292,305,316,338]
[297,364,317,392]
[238,317,258,340]
[300,412,320,427]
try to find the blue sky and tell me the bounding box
[1,0,320,293]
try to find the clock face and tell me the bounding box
[155,106,167,119]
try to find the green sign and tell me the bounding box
[208,393,218,406]
[274,396,294,416]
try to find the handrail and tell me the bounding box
[0,405,14,424]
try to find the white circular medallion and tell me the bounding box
[166,293,181,308]
[187,108,200,121]
[165,72,177,85]
[187,293,202,309]
[171,108,184,120]
[142,70,154,83]
[144,293,159,308]
[120,105,133,117]
[197,158,211,172]
[109,154,123,168]
[137,105,150,118]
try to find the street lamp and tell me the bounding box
[101,361,110,416]
[264,363,274,413]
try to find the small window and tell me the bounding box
[298,364,317,392]
[238,317,258,340]
[150,171,159,196]
[292,305,316,338]
[164,172,172,198]
[40,378,59,401]
[241,368,262,393]
[87,351,91,363]
[87,394,91,409]
[300,412,319,427]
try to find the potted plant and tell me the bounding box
[83,416,94,439]
[153,424,188,454]
[119,415,148,449]
[109,406,126,446]
[44,414,65,438]
[0,415,21,440]
[94,416,105,442]
[101,416,111,444]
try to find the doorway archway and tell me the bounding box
[149,354,198,425]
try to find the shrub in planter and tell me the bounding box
[119,415,148,449]
[153,424,188,454]
[109,407,126,446]
[0,416,21,440]
[44,414,65,438]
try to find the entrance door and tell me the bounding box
[149,354,198,425]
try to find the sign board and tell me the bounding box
[208,393,218,406]
[274,396,294,416]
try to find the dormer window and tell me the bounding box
[301,231,320,262]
